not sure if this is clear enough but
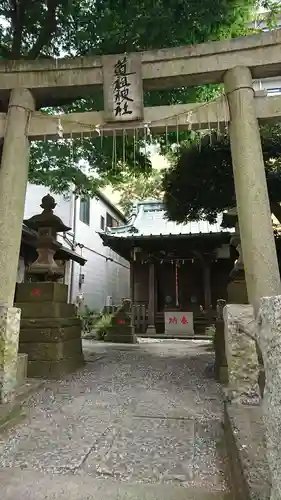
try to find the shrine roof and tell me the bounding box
[99,200,234,239]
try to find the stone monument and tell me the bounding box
[104,299,137,343]
[15,195,84,378]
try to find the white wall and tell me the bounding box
[24,184,130,312]
[71,194,130,310]
[251,15,281,95]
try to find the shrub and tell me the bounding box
[78,306,100,336]
[206,324,216,350]
[95,314,113,341]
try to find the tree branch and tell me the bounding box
[10,0,23,59]
[28,0,60,59]
[0,44,11,59]
[10,0,28,57]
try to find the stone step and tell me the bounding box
[0,471,234,500]
[16,353,28,387]
[0,379,44,433]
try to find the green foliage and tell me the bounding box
[163,125,281,224]
[77,305,99,334]
[206,324,216,348]
[95,314,113,341]
[115,166,165,216]
[0,0,272,193]
[255,1,281,29]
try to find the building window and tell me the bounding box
[100,215,105,230]
[79,196,90,225]
[106,212,113,228]
[106,212,119,228]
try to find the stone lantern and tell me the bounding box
[224,207,248,304]
[15,194,84,379]
[24,194,71,281]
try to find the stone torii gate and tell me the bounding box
[0,29,281,315]
[0,27,281,496]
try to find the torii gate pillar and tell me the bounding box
[224,66,281,313]
[0,88,35,403]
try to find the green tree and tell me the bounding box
[0,0,273,194]
[162,125,281,224]
[114,167,165,216]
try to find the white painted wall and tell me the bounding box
[24,184,130,312]
[251,15,281,95]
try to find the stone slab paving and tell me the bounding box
[0,339,233,499]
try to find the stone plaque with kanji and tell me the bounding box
[102,53,144,122]
[164,311,194,336]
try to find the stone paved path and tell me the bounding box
[0,340,233,499]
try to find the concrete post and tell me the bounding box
[224,66,281,313]
[0,88,35,307]
[0,88,34,402]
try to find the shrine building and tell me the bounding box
[99,199,235,335]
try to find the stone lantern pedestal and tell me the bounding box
[227,267,248,304]
[15,195,84,378]
[225,208,248,304]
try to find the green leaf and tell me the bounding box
[0,0,262,193]
[163,125,281,224]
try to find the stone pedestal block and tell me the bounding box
[16,282,84,379]
[15,282,68,303]
[16,302,75,319]
[227,277,248,304]
[146,324,157,336]
[105,306,137,343]
[20,320,81,343]
[223,304,260,405]
[258,295,281,500]
[0,306,21,403]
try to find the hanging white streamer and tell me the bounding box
[57,118,63,138]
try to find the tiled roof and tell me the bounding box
[103,200,234,238]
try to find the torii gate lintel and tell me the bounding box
[0,28,281,108]
[0,92,280,140]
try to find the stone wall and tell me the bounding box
[223,304,260,405]
[224,403,271,500]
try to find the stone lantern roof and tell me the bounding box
[24,194,71,234]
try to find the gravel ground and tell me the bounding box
[0,339,232,499]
